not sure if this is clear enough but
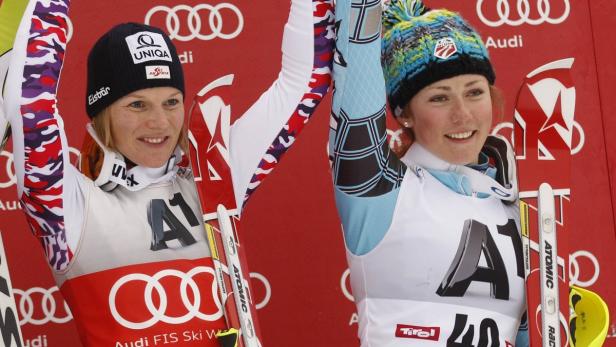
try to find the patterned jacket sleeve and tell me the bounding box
[4,0,85,271]
[228,0,335,209]
[329,0,405,255]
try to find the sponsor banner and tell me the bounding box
[13,286,72,327]
[476,0,571,27]
[144,3,244,42]
[0,149,16,191]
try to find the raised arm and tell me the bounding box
[228,0,335,209]
[0,0,29,150]
[3,0,85,271]
[329,0,405,255]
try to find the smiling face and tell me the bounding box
[108,87,184,168]
[399,74,493,165]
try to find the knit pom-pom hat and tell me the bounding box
[381,0,495,116]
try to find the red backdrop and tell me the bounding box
[0,0,614,346]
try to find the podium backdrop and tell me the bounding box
[1,0,614,346]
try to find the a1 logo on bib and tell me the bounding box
[434,37,457,60]
[125,31,172,64]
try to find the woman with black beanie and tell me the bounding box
[2,0,333,345]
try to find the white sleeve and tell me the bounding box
[228,0,334,209]
[3,0,86,271]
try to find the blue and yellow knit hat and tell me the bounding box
[382,0,495,117]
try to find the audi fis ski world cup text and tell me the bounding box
[475,0,570,50]
[116,329,220,346]
[109,328,227,347]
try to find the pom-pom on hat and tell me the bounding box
[85,23,185,118]
[381,0,495,117]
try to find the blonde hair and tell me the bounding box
[391,85,505,158]
[80,108,189,179]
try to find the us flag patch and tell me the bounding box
[434,37,458,59]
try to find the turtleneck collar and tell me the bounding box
[86,123,182,192]
[400,142,516,201]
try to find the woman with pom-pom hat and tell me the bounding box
[329,0,527,345]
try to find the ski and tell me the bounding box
[0,2,46,344]
[537,183,560,346]
[514,58,573,347]
[187,75,261,347]
[1,48,10,152]
[0,232,24,347]
[0,115,8,153]
[217,204,258,345]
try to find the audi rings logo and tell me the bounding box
[109,266,272,330]
[110,267,223,329]
[14,287,73,326]
[0,147,81,190]
[145,4,244,42]
[570,250,600,288]
[66,16,74,42]
[0,150,16,189]
[340,269,354,302]
[476,0,570,27]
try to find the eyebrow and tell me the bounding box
[127,91,182,99]
[429,80,483,91]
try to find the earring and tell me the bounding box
[403,122,410,127]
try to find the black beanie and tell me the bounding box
[85,22,185,118]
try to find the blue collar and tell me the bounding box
[401,144,500,199]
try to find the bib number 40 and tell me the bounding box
[448,314,505,347]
